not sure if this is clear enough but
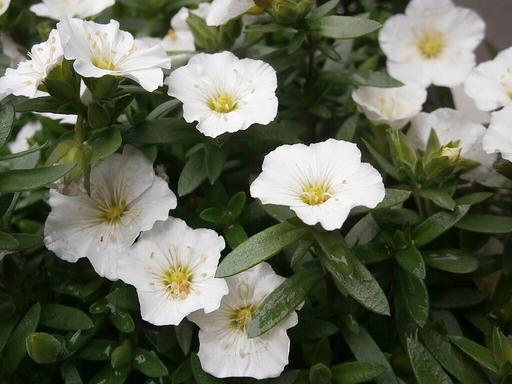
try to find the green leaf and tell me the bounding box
[313,231,353,275]
[308,15,381,39]
[124,118,201,145]
[412,205,470,248]
[0,103,15,147]
[318,237,390,315]
[424,249,478,274]
[26,332,62,364]
[397,269,429,327]
[61,362,83,384]
[216,221,309,277]
[289,317,338,341]
[147,99,181,120]
[0,231,19,251]
[456,214,512,234]
[431,288,486,309]
[108,307,135,333]
[363,138,400,180]
[455,192,493,206]
[89,364,130,384]
[336,114,359,141]
[178,149,207,196]
[351,189,411,215]
[419,189,456,211]
[77,339,115,361]
[190,353,223,384]
[341,324,399,384]
[406,337,454,384]
[308,0,339,18]
[204,143,227,185]
[309,363,332,384]
[224,224,248,250]
[133,348,169,378]
[422,326,491,384]
[331,361,385,384]
[111,342,133,368]
[395,246,426,279]
[88,102,110,129]
[450,336,499,373]
[0,163,75,193]
[175,319,193,355]
[491,327,512,370]
[41,304,93,331]
[247,268,323,338]
[2,302,41,374]
[351,71,402,88]
[106,284,139,310]
[90,127,122,165]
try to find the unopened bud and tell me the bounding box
[440,146,461,164]
[272,0,313,24]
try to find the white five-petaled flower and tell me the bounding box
[7,121,42,153]
[206,0,254,26]
[116,217,228,326]
[30,0,115,20]
[464,47,512,112]
[56,18,171,92]
[0,29,63,98]
[250,139,385,231]
[0,0,10,16]
[44,146,177,280]
[352,84,427,129]
[407,108,497,180]
[379,0,485,87]
[167,51,278,138]
[483,105,512,162]
[188,262,298,379]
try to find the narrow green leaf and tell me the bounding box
[431,288,486,309]
[491,327,512,369]
[133,348,169,378]
[331,361,385,384]
[106,285,139,310]
[450,336,499,373]
[313,231,353,275]
[0,163,75,193]
[247,268,323,338]
[351,188,411,215]
[216,221,309,277]
[419,189,456,211]
[363,138,400,179]
[0,143,48,161]
[456,214,512,234]
[61,362,83,384]
[0,231,19,251]
[26,332,62,364]
[412,205,470,248]
[178,149,207,196]
[204,143,227,185]
[308,15,381,39]
[406,337,454,384]
[0,103,15,147]
[455,192,493,206]
[395,246,426,279]
[351,71,402,88]
[336,114,359,141]
[77,339,115,361]
[41,304,93,331]
[123,118,201,145]
[289,317,338,341]
[309,363,332,384]
[424,249,478,274]
[175,319,193,355]
[147,99,181,120]
[308,0,339,18]
[397,269,429,327]
[90,127,122,165]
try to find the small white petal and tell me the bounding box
[30,0,114,20]
[483,105,512,162]
[206,0,254,26]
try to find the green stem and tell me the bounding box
[74,116,85,143]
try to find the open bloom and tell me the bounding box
[57,18,171,92]
[206,0,254,26]
[30,0,114,20]
[167,51,278,138]
[0,0,10,16]
[250,139,385,231]
[116,217,227,326]
[379,0,485,87]
[0,29,63,98]
[352,84,427,129]
[44,146,177,279]
[188,262,297,379]
[464,47,512,111]
[483,105,512,162]
[408,108,496,180]
[7,121,42,153]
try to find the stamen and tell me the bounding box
[299,182,333,206]
[207,93,238,113]
[417,30,446,59]
[230,304,257,332]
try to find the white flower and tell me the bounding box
[37,112,77,125]
[379,0,485,87]
[206,0,254,26]
[44,146,177,279]
[408,108,496,180]
[352,84,427,129]
[188,262,297,379]
[7,121,42,153]
[167,51,278,138]
[0,0,10,16]
[0,30,63,98]
[250,139,385,231]
[116,217,227,326]
[30,0,114,20]
[56,18,171,92]
[464,47,512,112]
[483,105,512,162]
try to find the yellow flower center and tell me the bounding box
[299,183,332,206]
[208,93,238,113]
[99,198,127,224]
[230,304,256,332]
[162,265,192,299]
[165,29,177,42]
[417,30,446,59]
[507,89,512,100]
[92,56,116,71]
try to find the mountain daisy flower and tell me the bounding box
[56,18,171,92]
[0,0,9,16]
[188,262,298,379]
[7,121,42,153]
[464,47,512,112]
[408,108,496,180]
[250,139,385,231]
[0,29,63,98]
[379,0,485,87]
[167,51,278,138]
[352,84,427,129]
[44,146,177,279]
[206,0,255,26]
[30,0,115,20]
[116,217,228,326]
[483,105,512,162]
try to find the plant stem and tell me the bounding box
[74,116,85,143]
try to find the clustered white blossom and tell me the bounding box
[2,0,511,380]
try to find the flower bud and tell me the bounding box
[440,145,461,164]
[271,0,313,24]
[47,140,92,185]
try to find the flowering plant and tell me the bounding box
[1,0,512,383]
